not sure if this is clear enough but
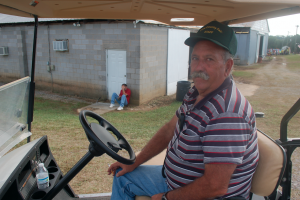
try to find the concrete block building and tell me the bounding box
[0,14,190,105]
[230,20,269,65]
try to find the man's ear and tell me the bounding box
[225,58,233,77]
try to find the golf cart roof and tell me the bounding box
[0,0,300,26]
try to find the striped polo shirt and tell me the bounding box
[164,78,259,199]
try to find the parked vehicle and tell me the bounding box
[281,46,291,55]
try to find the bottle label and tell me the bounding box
[38,176,49,184]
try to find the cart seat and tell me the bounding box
[250,130,286,197]
[136,130,286,200]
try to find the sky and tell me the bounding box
[268,13,300,36]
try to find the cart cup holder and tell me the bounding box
[49,173,55,180]
[29,165,62,200]
[31,191,47,199]
[47,167,58,173]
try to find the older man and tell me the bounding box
[108,21,259,200]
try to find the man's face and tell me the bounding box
[190,40,232,96]
[122,85,127,90]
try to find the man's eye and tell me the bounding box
[207,58,213,61]
[192,57,198,61]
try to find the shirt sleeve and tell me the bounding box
[202,112,251,165]
[126,89,131,96]
[119,90,122,96]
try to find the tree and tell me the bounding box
[268,35,299,53]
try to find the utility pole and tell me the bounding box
[287,31,289,46]
[295,25,299,54]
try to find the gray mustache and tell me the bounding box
[191,71,210,80]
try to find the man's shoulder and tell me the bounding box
[204,80,253,116]
[219,81,255,123]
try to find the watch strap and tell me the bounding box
[161,191,169,200]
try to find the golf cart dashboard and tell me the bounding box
[18,155,48,199]
[18,159,38,199]
[0,136,75,200]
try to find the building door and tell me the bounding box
[107,50,127,100]
[167,29,190,95]
[235,33,249,65]
[255,35,261,63]
[258,35,264,57]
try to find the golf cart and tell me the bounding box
[0,1,300,200]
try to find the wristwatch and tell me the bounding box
[161,191,169,200]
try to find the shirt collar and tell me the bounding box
[186,77,232,108]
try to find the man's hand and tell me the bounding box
[151,193,163,200]
[107,161,137,177]
[117,96,121,100]
[122,86,127,96]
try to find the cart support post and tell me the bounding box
[27,15,38,143]
[280,98,300,142]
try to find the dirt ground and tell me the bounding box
[234,56,300,199]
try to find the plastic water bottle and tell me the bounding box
[36,163,49,189]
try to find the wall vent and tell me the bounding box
[53,40,68,51]
[0,47,9,55]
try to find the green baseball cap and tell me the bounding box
[185,20,237,56]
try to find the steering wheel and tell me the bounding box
[79,110,135,165]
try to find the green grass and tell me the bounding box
[32,98,88,131]
[104,101,181,139]
[232,71,255,78]
[247,96,300,139]
[28,97,181,194]
[32,97,181,138]
[234,62,265,70]
[285,54,300,62]
[31,97,182,154]
[284,54,300,72]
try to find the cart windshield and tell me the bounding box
[0,77,31,157]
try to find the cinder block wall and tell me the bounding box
[0,27,28,79]
[0,21,141,103]
[139,24,168,104]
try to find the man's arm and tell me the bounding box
[122,88,127,96]
[123,88,131,97]
[121,85,128,96]
[152,163,237,200]
[108,115,178,177]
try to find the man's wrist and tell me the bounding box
[161,191,169,200]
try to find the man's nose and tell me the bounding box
[192,59,205,71]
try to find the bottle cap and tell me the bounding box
[38,163,44,167]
